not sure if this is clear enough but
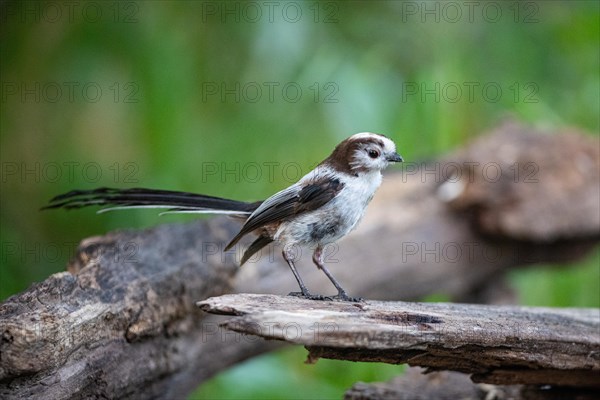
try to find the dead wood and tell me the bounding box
[344,367,599,400]
[199,294,600,388]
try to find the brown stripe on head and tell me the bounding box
[323,132,395,175]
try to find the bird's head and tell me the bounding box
[326,132,403,175]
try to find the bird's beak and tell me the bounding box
[386,153,404,163]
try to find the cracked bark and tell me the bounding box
[200,293,600,399]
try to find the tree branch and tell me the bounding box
[344,367,600,400]
[199,293,600,388]
[345,368,522,400]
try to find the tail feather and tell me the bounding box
[42,187,261,216]
[240,235,274,265]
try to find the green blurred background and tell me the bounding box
[1,1,598,398]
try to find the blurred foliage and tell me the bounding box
[1,1,598,399]
[193,346,405,400]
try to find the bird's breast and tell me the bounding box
[276,171,382,246]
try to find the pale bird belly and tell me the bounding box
[275,171,382,246]
[275,191,370,246]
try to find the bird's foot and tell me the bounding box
[287,291,333,301]
[287,291,362,302]
[331,291,363,303]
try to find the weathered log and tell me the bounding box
[199,293,600,388]
[345,367,521,400]
[344,367,600,400]
[0,219,278,399]
[1,122,598,398]
[443,121,600,241]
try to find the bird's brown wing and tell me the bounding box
[224,177,344,250]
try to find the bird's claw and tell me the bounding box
[332,292,363,303]
[287,291,362,302]
[287,291,333,301]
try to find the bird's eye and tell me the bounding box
[367,149,380,159]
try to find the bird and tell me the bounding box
[43,132,403,302]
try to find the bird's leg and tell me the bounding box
[282,249,328,300]
[312,245,362,302]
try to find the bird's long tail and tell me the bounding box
[42,187,261,216]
